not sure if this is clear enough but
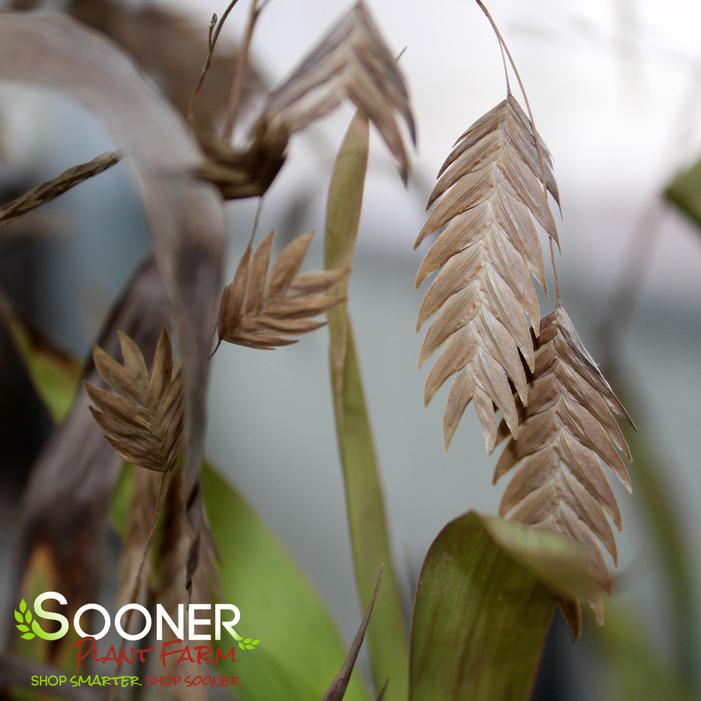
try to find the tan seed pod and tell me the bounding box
[261,1,415,183]
[85,330,183,474]
[494,305,633,621]
[199,1,416,199]
[218,230,349,350]
[0,151,121,229]
[416,95,560,451]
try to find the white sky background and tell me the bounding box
[159,0,701,303]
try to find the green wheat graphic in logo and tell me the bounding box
[231,630,261,651]
[13,598,53,641]
[14,599,36,640]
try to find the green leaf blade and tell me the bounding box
[202,464,370,701]
[594,603,696,701]
[665,157,701,232]
[409,512,558,701]
[324,112,409,701]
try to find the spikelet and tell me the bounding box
[85,330,182,473]
[218,230,348,350]
[261,1,415,182]
[415,95,559,451]
[0,151,120,229]
[200,1,416,198]
[494,306,633,621]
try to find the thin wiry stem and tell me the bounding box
[222,0,270,141]
[475,0,560,304]
[549,237,561,305]
[188,0,241,125]
[497,35,511,94]
[107,471,171,701]
[248,195,265,247]
[597,39,701,368]
[209,194,265,359]
[596,200,663,365]
[124,472,172,611]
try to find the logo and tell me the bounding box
[14,592,261,691]
[14,597,50,641]
[14,592,260,650]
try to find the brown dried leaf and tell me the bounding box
[416,95,560,451]
[218,230,348,349]
[494,305,633,619]
[158,469,217,610]
[86,330,183,474]
[155,469,217,701]
[118,468,161,606]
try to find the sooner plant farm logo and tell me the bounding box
[13,592,261,691]
[14,592,259,649]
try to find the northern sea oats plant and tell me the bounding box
[414,1,633,632]
[3,1,684,700]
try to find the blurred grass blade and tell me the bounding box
[0,13,228,591]
[409,511,611,701]
[202,465,371,701]
[375,681,389,701]
[611,369,699,690]
[0,294,82,422]
[66,0,264,131]
[5,260,172,651]
[592,603,696,701]
[323,567,383,701]
[661,162,701,690]
[664,156,701,230]
[324,112,409,700]
[624,422,698,689]
[600,149,700,682]
[325,113,370,389]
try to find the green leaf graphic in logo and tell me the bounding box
[231,630,261,651]
[238,638,260,651]
[14,599,36,640]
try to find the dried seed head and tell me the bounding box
[218,230,349,350]
[494,306,633,621]
[199,2,416,199]
[416,96,559,451]
[262,2,415,183]
[85,329,183,474]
